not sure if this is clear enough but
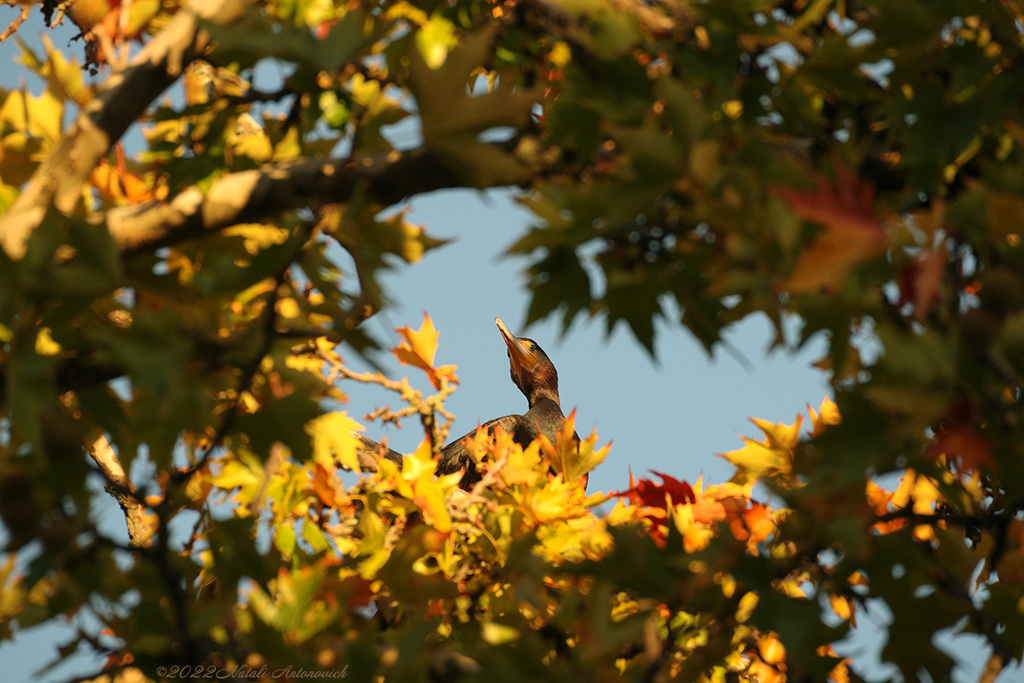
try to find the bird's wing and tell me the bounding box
[353,433,404,469]
[437,414,523,478]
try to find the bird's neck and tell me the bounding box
[526,386,560,409]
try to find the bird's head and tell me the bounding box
[495,317,560,407]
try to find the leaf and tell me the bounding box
[308,412,365,473]
[924,398,993,471]
[206,6,387,72]
[897,246,947,321]
[406,25,539,186]
[392,313,459,390]
[524,248,593,334]
[620,471,696,510]
[807,397,841,437]
[538,410,610,483]
[774,165,888,294]
[719,414,803,485]
[274,523,297,557]
[415,12,458,69]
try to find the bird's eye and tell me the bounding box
[529,344,536,352]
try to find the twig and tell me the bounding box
[0,4,30,42]
[88,433,156,548]
[875,506,1007,531]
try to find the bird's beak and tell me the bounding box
[495,317,540,375]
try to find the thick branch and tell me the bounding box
[0,0,251,258]
[104,147,473,254]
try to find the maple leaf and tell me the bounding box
[310,462,354,511]
[619,470,696,509]
[308,411,364,473]
[392,313,459,390]
[866,479,904,535]
[671,502,716,552]
[808,397,841,437]
[90,158,154,203]
[719,418,798,486]
[774,165,888,294]
[925,398,993,471]
[529,476,584,524]
[884,469,946,542]
[616,471,699,549]
[898,247,947,321]
[501,434,545,487]
[406,25,539,186]
[538,410,610,483]
[399,440,461,532]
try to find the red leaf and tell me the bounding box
[618,470,696,509]
[774,164,887,294]
[898,247,947,320]
[925,398,993,471]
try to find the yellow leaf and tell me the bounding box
[549,41,571,68]
[736,591,759,622]
[402,439,439,483]
[719,437,791,485]
[721,99,743,119]
[224,223,289,253]
[670,502,714,552]
[482,621,520,645]
[413,477,452,532]
[539,410,610,483]
[392,313,459,389]
[808,397,841,436]
[503,438,543,486]
[415,13,458,69]
[758,633,786,666]
[308,412,364,473]
[529,478,578,523]
[35,327,61,355]
[211,459,261,490]
[830,594,855,623]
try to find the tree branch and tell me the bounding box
[104,146,475,255]
[0,0,251,258]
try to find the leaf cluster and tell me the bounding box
[2,0,1024,682]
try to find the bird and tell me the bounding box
[438,317,581,487]
[355,318,582,488]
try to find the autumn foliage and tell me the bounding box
[3,1,1024,682]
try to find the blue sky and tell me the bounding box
[0,7,1017,682]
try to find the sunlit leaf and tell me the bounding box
[392,313,459,390]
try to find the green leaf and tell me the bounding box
[406,26,540,186]
[274,522,297,557]
[205,6,386,71]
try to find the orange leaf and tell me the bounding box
[774,165,887,294]
[392,313,459,390]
